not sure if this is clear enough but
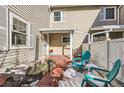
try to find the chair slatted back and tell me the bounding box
[81,51,91,61]
[106,59,121,82]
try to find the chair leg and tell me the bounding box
[81,79,86,87]
[104,83,108,87]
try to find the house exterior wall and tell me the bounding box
[50,5,118,50]
[0,5,50,71]
[49,33,70,56]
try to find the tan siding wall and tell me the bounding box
[0,5,49,70]
[49,33,70,56]
[51,6,118,50]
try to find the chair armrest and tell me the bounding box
[85,74,109,83]
[73,57,81,62]
[82,59,90,64]
[90,67,110,73]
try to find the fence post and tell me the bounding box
[106,40,110,70]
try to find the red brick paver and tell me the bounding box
[37,72,53,87]
[49,55,72,64]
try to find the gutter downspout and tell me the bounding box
[117,5,122,25]
[91,28,112,42]
[48,6,52,28]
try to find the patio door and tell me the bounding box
[42,34,49,56]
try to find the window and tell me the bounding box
[53,11,64,22]
[100,7,116,21]
[10,12,32,48]
[62,36,70,44]
[12,18,27,45]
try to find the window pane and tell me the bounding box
[21,22,27,33]
[13,17,27,33]
[63,36,70,43]
[12,32,26,45]
[12,32,16,45]
[106,8,115,19]
[54,17,61,21]
[16,33,26,45]
[13,18,19,30]
[19,20,23,32]
[54,12,61,17]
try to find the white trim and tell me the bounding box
[106,32,110,40]
[47,33,49,55]
[52,10,65,23]
[6,7,9,50]
[49,6,52,28]
[70,32,73,60]
[39,28,77,32]
[117,5,122,25]
[100,6,117,21]
[9,12,30,49]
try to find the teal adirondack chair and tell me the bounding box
[81,59,121,87]
[72,51,91,71]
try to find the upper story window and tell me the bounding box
[100,7,116,21]
[52,10,65,22]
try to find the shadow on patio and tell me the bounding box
[0,54,122,87]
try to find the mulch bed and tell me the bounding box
[0,74,8,86]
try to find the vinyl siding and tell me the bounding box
[0,5,49,70]
[51,6,118,50]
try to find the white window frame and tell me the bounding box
[100,6,116,21]
[52,10,65,23]
[62,36,70,44]
[9,12,31,49]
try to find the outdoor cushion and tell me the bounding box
[55,61,67,68]
[50,68,64,78]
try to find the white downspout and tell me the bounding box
[91,28,112,42]
[117,5,122,25]
[48,6,52,28]
[70,31,73,60]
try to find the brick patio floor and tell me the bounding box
[48,55,72,64]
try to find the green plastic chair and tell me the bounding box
[81,59,121,87]
[72,51,91,71]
